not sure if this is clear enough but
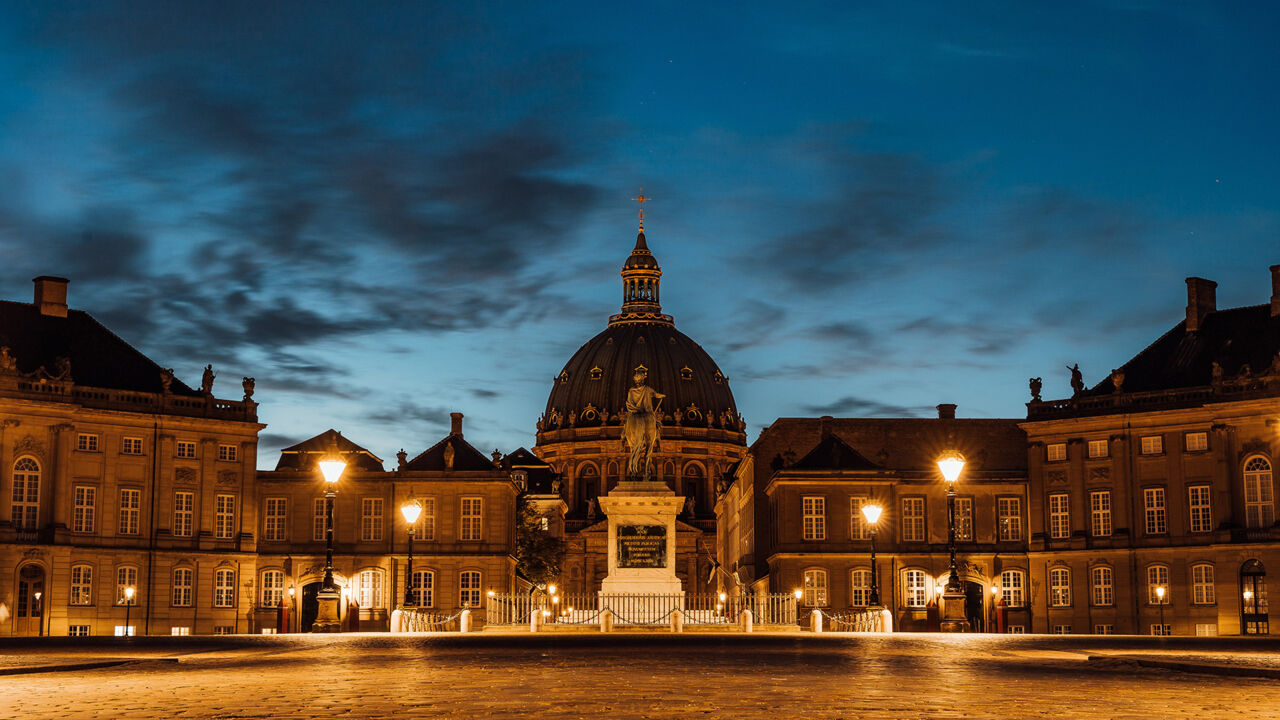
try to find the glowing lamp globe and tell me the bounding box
[861,503,883,526]
[400,500,423,525]
[937,452,966,484]
[318,457,347,485]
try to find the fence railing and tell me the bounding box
[484,592,798,628]
[394,608,464,632]
[825,608,891,633]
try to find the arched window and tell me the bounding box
[70,564,93,606]
[1000,570,1026,607]
[172,567,193,607]
[410,569,434,607]
[459,570,482,608]
[357,569,383,608]
[1244,456,1275,528]
[1091,566,1114,607]
[683,464,704,512]
[1049,567,1071,607]
[802,568,828,607]
[214,568,235,608]
[1241,559,1269,635]
[850,569,872,607]
[579,463,600,509]
[11,457,40,530]
[261,570,284,607]
[903,569,928,608]
[1146,564,1170,605]
[1191,564,1215,605]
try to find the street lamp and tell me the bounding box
[936,452,966,594]
[1156,585,1167,634]
[400,500,423,607]
[34,591,43,636]
[288,586,296,633]
[861,503,883,606]
[123,585,136,637]
[317,453,347,592]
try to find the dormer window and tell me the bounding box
[680,366,693,381]
[558,371,569,384]
[713,371,724,384]
[589,366,603,381]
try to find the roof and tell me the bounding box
[275,429,385,472]
[404,431,495,472]
[0,299,199,396]
[789,431,882,471]
[502,447,562,494]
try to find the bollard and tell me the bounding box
[670,609,683,633]
[530,608,542,633]
[878,607,893,633]
[600,608,613,633]
[390,609,404,633]
[739,609,753,633]
[810,608,823,633]
[459,609,472,633]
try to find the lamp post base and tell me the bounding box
[311,588,343,633]
[940,591,970,633]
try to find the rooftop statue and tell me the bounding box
[623,367,665,481]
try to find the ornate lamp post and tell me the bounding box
[400,500,423,607]
[1156,585,1167,635]
[936,452,970,632]
[123,585,135,637]
[861,503,883,606]
[313,449,347,632]
[34,591,43,636]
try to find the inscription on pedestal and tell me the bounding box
[617,525,666,568]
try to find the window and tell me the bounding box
[1091,566,1114,606]
[261,570,284,607]
[417,497,435,541]
[1188,485,1212,533]
[116,566,138,605]
[1191,564,1215,605]
[1093,624,1114,635]
[1052,625,1071,635]
[1195,623,1218,637]
[1008,625,1026,634]
[460,498,483,542]
[115,625,136,637]
[1000,570,1025,607]
[173,491,194,537]
[1244,456,1275,528]
[122,437,143,455]
[802,496,826,541]
[1151,624,1171,636]
[459,570,482,608]
[214,494,235,539]
[77,433,99,452]
[904,569,928,608]
[849,496,868,539]
[1046,443,1067,462]
[1144,487,1167,535]
[214,568,235,607]
[73,486,96,533]
[176,440,197,458]
[68,625,90,637]
[361,498,384,542]
[850,569,872,607]
[1140,435,1163,455]
[1147,565,1169,604]
[901,497,925,542]
[11,457,40,530]
[119,488,141,535]
[213,625,234,635]
[264,498,287,542]
[1087,439,1109,459]
[171,626,191,636]
[1049,567,1071,607]
[410,569,434,607]
[313,498,329,541]
[1048,494,1070,540]
[172,568,193,606]
[955,497,973,542]
[70,565,93,606]
[1090,491,1112,537]
[1185,432,1208,452]
[218,444,238,462]
[357,569,382,608]
[802,568,828,607]
[998,497,1022,541]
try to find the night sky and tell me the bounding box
[2,2,1277,468]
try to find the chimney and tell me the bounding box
[33,276,69,318]
[450,412,464,437]
[818,415,833,438]
[936,403,957,420]
[1270,264,1280,318]
[1184,277,1217,332]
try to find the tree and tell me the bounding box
[513,494,566,591]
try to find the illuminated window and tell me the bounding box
[122,437,143,455]
[1048,493,1070,539]
[11,457,40,530]
[1244,456,1275,528]
[1150,624,1171,636]
[1091,566,1114,606]
[68,625,90,637]
[1188,485,1212,533]
[171,626,191,636]
[1093,624,1114,635]
[261,570,284,606]
[1046,443,1067,462]
[214,568,235,608]
[218,444,238,462]
[173,491,194,537]
[849,496,868,539]
[119,488,141,535]
[214,494,236,539]
[1144,487,1167,535]
[460,498,483,541]
[1000,570,1025,606]
[70,565,93,606]
[172,568,193,607]
[264,498,287,542]
[1052,625,1071,635]
[802,496,826,541]
[901,497,925,542]
[1049,567,1071,607]
[1185,432,1208,452]
[903,569,928,608]
[998,497,1021,542]
[1087,439,1109,459]
[459,570,482,608]
[417,497,435,540]
[361,498,384,542]
[850,569,872,607]
[802,568,828,607]
[1090,491,1112,537]
[1191,564,1215,605]
[358,569,383,608]
[410,570,434,607]
[77,433,99,452]
[1140,435,1163,455]
[1146,565,1169,604]
[116,566,138,605]
[955,497,973,542]
[73,486,96,533]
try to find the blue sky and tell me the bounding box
[1,1,1277,468]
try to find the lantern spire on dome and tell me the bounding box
[610,193,673,326]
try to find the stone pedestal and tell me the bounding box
[597,481,686,596]
[939,591,970,632]
[312,587,343,633]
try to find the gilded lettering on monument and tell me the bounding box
[617,525,666,568]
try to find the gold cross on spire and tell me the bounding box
[632,190,650,231]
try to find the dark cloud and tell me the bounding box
[896,316,1027,356]
[800,395,932,417]
[469,388,500,399]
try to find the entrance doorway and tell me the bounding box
[15,564,45,636]
[301,582,321,633]
[964,581,985,632]
[1241,559,1269,635]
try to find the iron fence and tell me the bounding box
[483,592,798,628]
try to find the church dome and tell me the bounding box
[538,228,744,436]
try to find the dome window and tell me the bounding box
[680,366,694,381]
[582,404,599,421]
[685,404,703,421]
[589,366,603,381]
[637,335,645,344]
[559,371,570,384]
[714,371,724,384]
